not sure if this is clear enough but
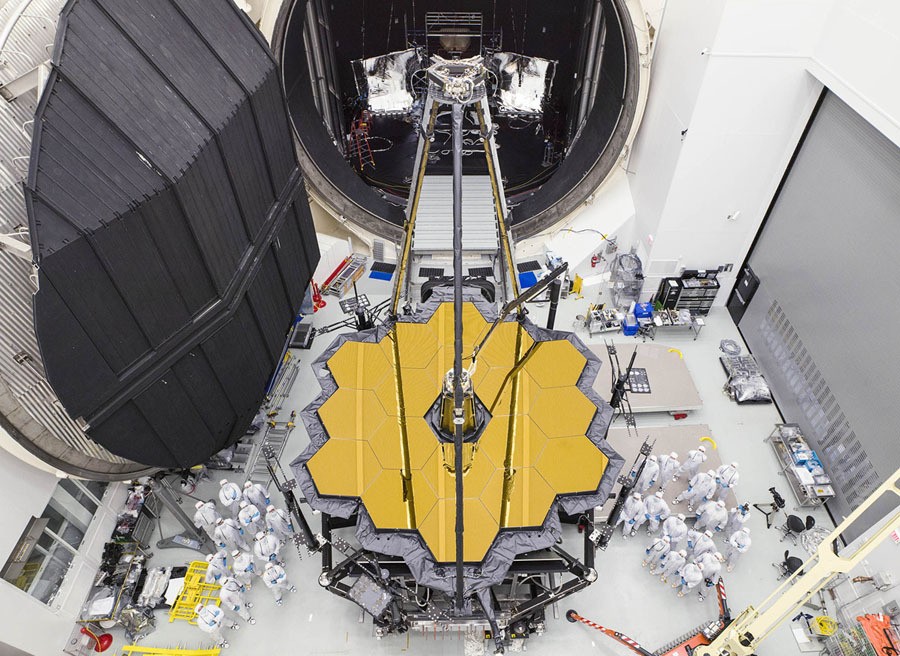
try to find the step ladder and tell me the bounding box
[323,253,367,297]
[243,418,295,490]
[266,354,300,412]
[347,110,375,171]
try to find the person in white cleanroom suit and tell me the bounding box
[662,513,688,548]
[265,505,294,544]
[195,603,230,648]
[243,481,270,512]
[635,455,660,494]
[695,551,724,601]
[636,490,671,534]
[725,526,752,572]
[725,504,750,537]
[675,446,707,480]
[657,452,679,491]
[695,499,729,533]
[231,549,258,587]
[214,517,250,552]
[615,492,644,538]
[675,560,704,598]
[642,534,672,568]
[715,462,740,501]
[262,561,297,606]
[657,548,687,582]
[219,479,243,516]
[237,500,264,537]
[218,577,255,625]
[194,500,221,540]
[204,551,228,585]
[673,470,716,511]
[253,530,282,565]
[691,530,717,559]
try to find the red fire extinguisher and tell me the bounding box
[591,254,599,268]
[312,282,326,312]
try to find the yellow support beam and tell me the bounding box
[119,646,220,656]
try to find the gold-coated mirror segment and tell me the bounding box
[327,341,393,390]
[318,388,388,438]
[375,367,441,417]
[530,387,597,438]
[537,436,609,493]
[477,321,533,371]
[521,339,586,388]
[478,416,549,470]
[487,467,558,528]
[429,303,492,368]
[307,439,382,498]
[419,498,499,563]
[362,470,438,530]
[366,417,438,470]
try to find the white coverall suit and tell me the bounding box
[253,531,282,565]
[676,561,704,597]
[674,471,716,510]
[642,535,672,568]
[715,464,740,501]
[635,456,660,494]
[725,528,752,571]
[725,506,750,537]
[694,500,728,533]
[614,494,644,537]
[243,483,270,512]
[676,448,707,480]
[231,550,258,586]
[265,506,295,542]
[205,551,228,585]
[657,549,687,582]
[238,502,264,537]
[214,518,250,552]
[262,562,296,605]
[196,603,228,647]
[219,578,254,624]
[636,493,671,534]
[657,453,679,491]
[661,515,688,549]
[193,501,221,540]
[695,552,722,600]
[219,481,243,517]
[691,532,717,559]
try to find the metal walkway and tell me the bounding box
[412,175,499,252]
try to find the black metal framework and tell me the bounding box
[312,509,602,652]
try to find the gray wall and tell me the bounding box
[739,91,900,537]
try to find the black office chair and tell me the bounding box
[780,514,815,544]
[774,550,805,580]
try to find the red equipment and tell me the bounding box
[567,578,732,656]
[79,627,113,653]
[311,282,326,311]
[591,254,599,268]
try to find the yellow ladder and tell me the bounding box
[168,561,220,624]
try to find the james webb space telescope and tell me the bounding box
[288,55,621,651]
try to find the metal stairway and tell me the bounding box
[412,175,500,253]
